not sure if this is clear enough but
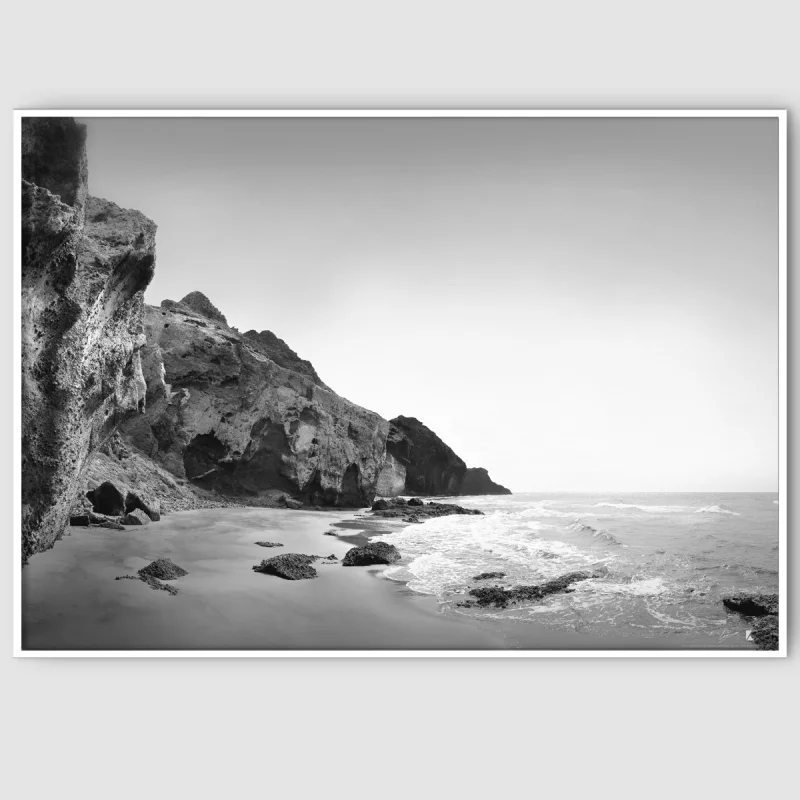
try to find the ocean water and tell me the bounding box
[376,493,779,645]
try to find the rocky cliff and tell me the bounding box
[460,467,511,496]
[21,118,156,561]
[120,293,392,507]
[386,416,510,496]
[386,416,467,495]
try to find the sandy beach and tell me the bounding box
[22,505,741,652]
[22,507,512,651]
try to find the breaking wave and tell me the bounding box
[695,505,740,516]
[567,520,622,546]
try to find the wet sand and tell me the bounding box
[22,507,509,651]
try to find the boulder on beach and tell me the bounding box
[473,571,506,581]
[279,495,304,510]
[125,491,161,521]
[253,553,320,580]
[96,519,126,531]
[372,498,393,511]
[255,541,284,548]
[407,497,424,507]
[86,481,126,516]
[722,593,779,617]
[138,558,189,580]
[341,542,401,567]
[122,508,151,526]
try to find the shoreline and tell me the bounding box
[329,506,760,652]
[22,504,760,652]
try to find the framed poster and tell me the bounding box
[14,110,786,656]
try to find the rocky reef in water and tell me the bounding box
[21,118,156,561]
[722,592,779,651]
[386,416,510,496]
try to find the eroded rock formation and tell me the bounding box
[460,467,511,496]
[386,416,467,495]
[120,293,391,507]
[386,416,510,497]
[21,118,156,561]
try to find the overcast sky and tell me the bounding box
[79,116,779,492]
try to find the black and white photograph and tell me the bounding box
[15,111,785,654]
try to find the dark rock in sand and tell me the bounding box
[323,531,338,536]
[255,541,284,548]
[253,553,320,580]
[750,616,779,651]
[407,497,424,507]
[71,509,126,530]
[342,542,401,567]
[468,571,596,608]
[279,495,304,510]
[125,490,161,521]
[86,481,126,517]
[117,569,181,596]
[372,498,393,511]
[138,558,189,580]
[140,574,180,595]
[122,509,151,526]
[722,593,779,617]
[473,571,506,581]
[95,519,126,531]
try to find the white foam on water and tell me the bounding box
[592,502,694,513]
[374,511,605,599]
[695,505,740,516]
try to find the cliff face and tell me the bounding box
[386,416,510,497]
[121,293,391,507]
[460,467,511,496]
[21,118,156,561]
[386,416,467,495]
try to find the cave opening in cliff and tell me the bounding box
[339,463,364,507]
[233,420,294,496]
[183,432,227,486]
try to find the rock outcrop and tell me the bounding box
[722,593,778,617]
[120,293,390,507]
[139,558,188,580]
[253,553,320,580]
[341,542,401,566]
[465,571,598,609]
[369,498,483,524]
[386,416,467,495]
[384,416,509,497]
[722,592,780,651]
[21,118,156,562]
[460,467,511,496]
